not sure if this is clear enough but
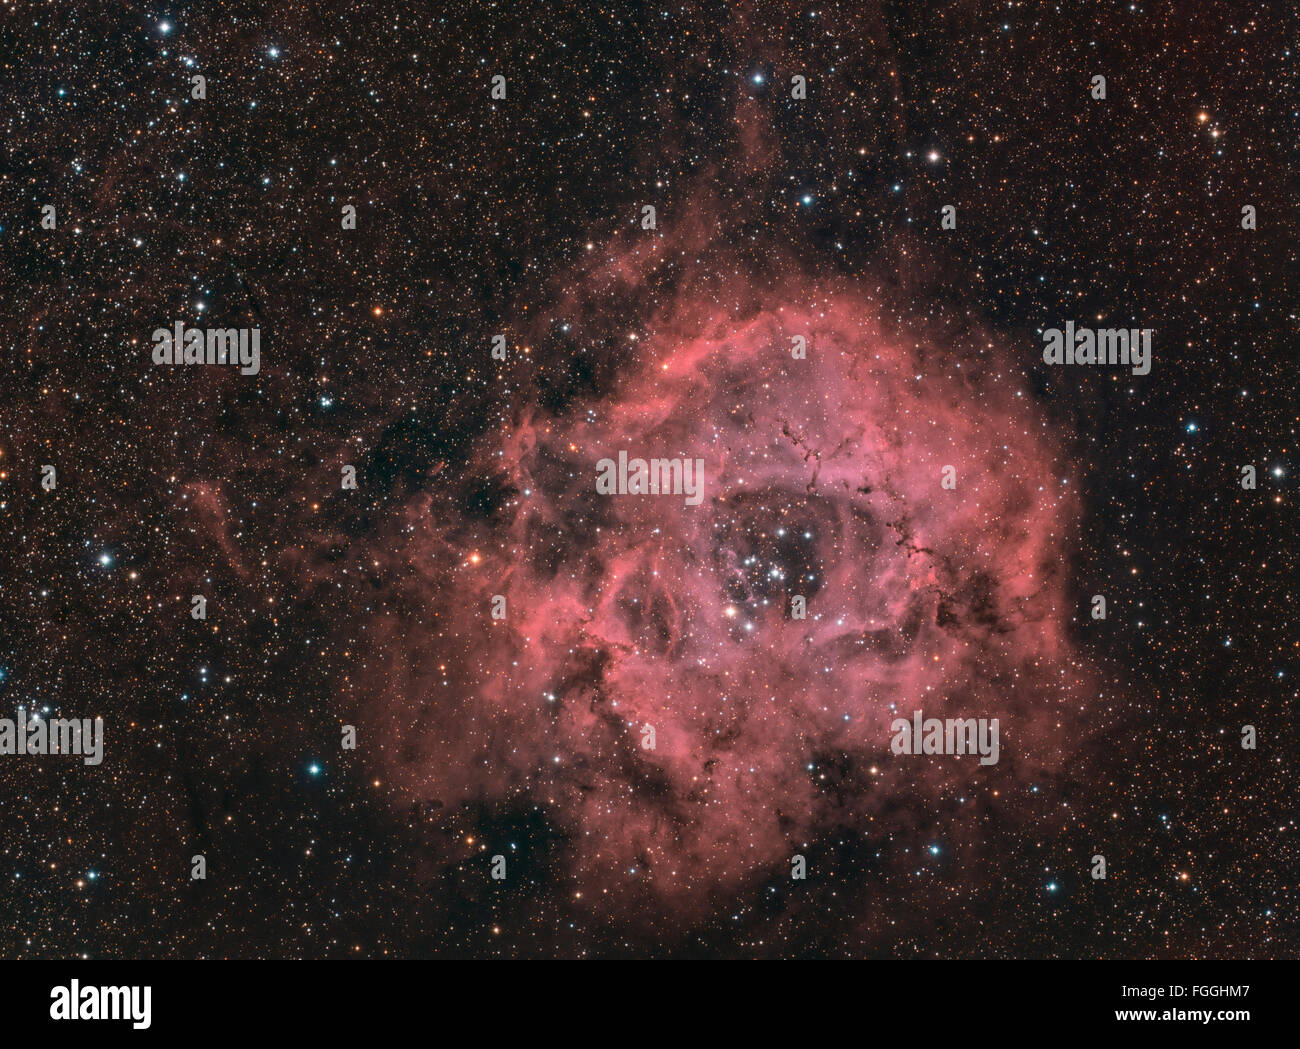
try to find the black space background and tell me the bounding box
[0,1,1295,957]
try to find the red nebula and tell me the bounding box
[361,274,1095,909]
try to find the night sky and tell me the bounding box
[1,2,1295,959]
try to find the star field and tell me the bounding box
[0,1,1295,959]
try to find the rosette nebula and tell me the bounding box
[360,276,1094,927]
